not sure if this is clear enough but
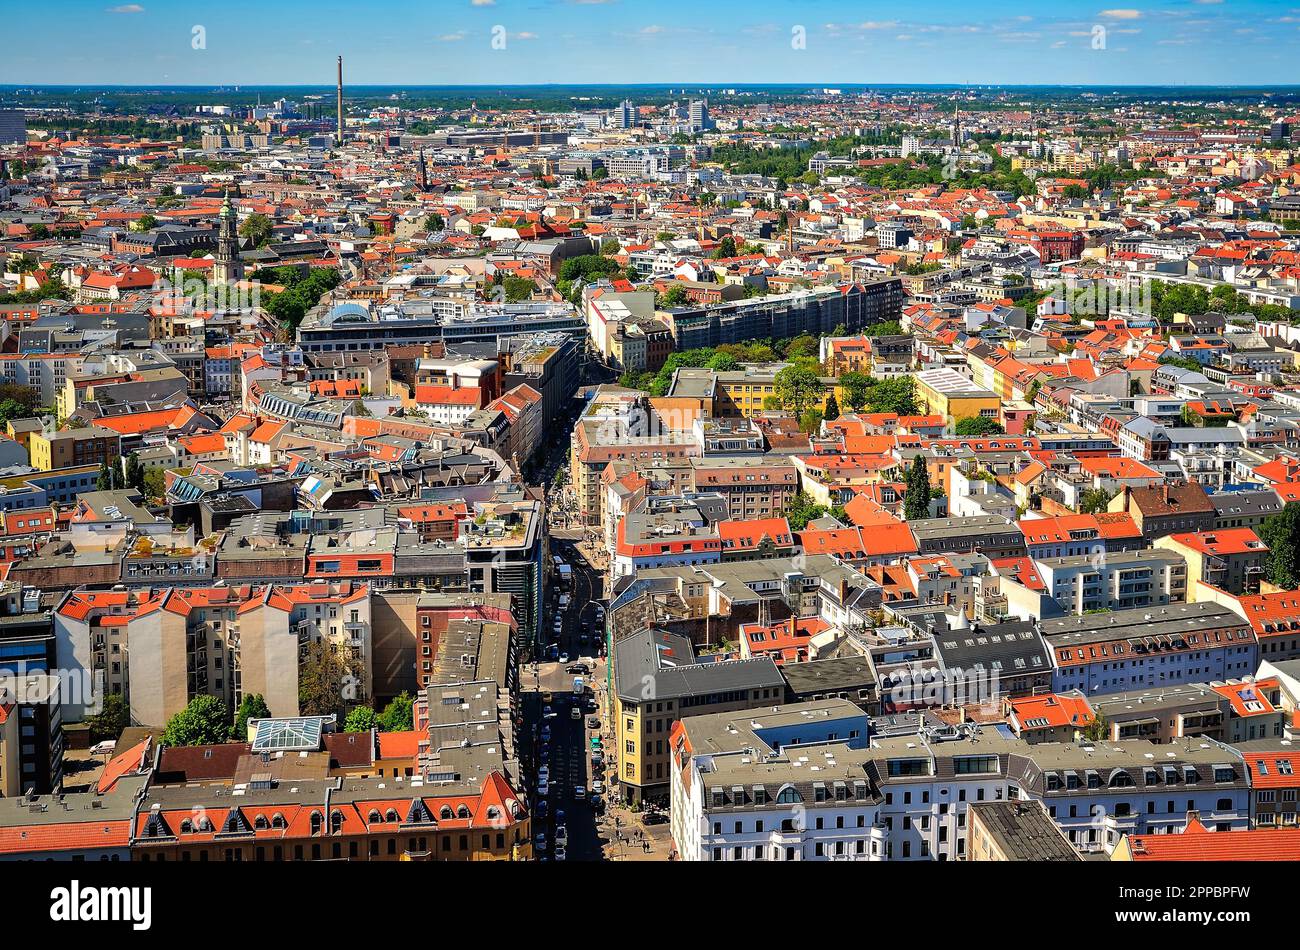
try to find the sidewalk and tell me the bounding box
[600,804,674,861]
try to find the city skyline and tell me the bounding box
[3,0,1299,86]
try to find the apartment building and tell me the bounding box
[0,672,63,796]
[1154,528,1268,598]
[967,800,1080,861]
[688,455,798,520]
[1108,482,1217,540]
[1035,548,1188,614]
[55,582,373,728]
[570,389,700,525]
[1044,602,1257,697]
[612,627,785,806]
[1241,746,1300,829]
[672,700,1249,861]
[28,425,121,472]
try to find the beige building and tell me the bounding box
[1154,528,1268,599]
[55,582,372,728]
[967,800,1081,861]
[611,627,785,806]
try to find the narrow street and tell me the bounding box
[520,384,617,861]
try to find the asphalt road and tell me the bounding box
[522,406,611,860]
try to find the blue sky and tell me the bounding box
[2,0,1298,86]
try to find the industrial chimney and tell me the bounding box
[336,55,344,146]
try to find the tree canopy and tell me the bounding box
[161,695,230,747]
[1260,503,1300,590]
[904,456,932,522]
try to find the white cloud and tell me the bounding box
[107,4,145,12]
[1099,8,1143,18]
[439,31,467,41]
[514,31,539,39]
[470,0,495,6]
[639,24,663,34]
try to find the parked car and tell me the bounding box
[574,785,587,801]
[591,780,605,796]
[643,811,669,826]
[570,707,582,720]
[554,846,567,861]
[587,717,601,730]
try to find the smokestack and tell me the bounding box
[336,55,344,146]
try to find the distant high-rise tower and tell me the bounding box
[950,102,962,147]
[688,99,712,133]
[0,110,26,146]
[617,99,635,129]
[336,55,344,146]
[212,186,244,284]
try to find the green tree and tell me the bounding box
[799,407,825,435]
[784,491,828,531]
[1083,710,1109,742]
[345,705,380,733]
[239,213,273,247]
[231,693,270,740]
[131,213,157,233]
[774,365,823,417]
[161,695,230,747]
[838,372,872,412]
[823,392,840,422]
[904,455,932,522]
[378,691,415,732]
[95,461,122,491]
[142,468,166,499]
[423,213,445,233]
[0,398,28,426]
[1259,503,1300,589]
[124,452,145,493]
[865,377,918,415]
[85,693,129,744]
[954,416,1004,437]
[500,275,537,302]
[781,333,820,361]
[660,285,689,308]
[298,640,362,720]
[1079,487,1114,515]
[712,235,737,259]
[707,352,739,372]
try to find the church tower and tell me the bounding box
[212,185,244,284]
